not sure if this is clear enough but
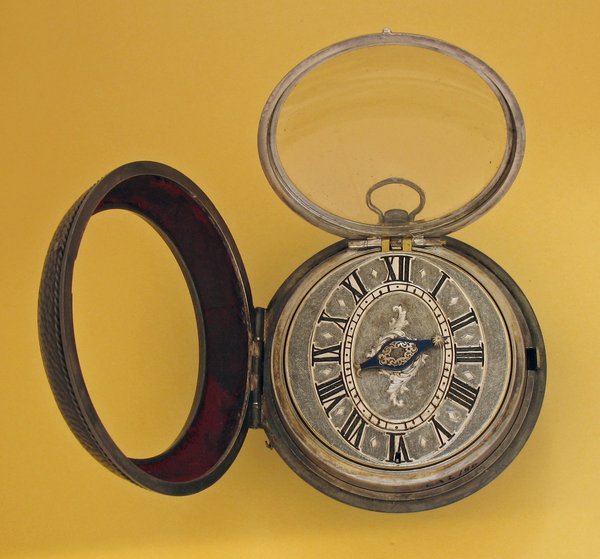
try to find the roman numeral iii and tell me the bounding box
[454,343,485,365]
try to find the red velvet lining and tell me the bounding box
[97,176,249,482]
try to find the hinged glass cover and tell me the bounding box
[258,31,525,239]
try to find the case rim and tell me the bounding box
[258,31,525,239]
[38,161,254,495]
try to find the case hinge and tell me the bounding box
[249,307,265,429]
[348,236,446,251]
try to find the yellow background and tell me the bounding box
[1,1,599,558]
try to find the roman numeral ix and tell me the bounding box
[311,343,342,365]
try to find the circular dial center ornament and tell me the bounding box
[345,282,453,433]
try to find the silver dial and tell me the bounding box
[269,244,528,506]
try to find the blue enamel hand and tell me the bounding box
[359,335,446,373]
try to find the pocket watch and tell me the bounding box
[38,31,545,512]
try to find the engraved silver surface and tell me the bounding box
[270,245,525,496]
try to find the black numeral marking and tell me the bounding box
[340,270,369,304]
[449,308,478,334]
[311,344,342,365]
[454,343,485,365]
[315,374,348,416]
[387,433,412,464]
[446,375,480,412]
[430,271,449,300]
[339,409,367,449]
[318,310,348,332]
[381,255,412,283]
[431,416,455,448]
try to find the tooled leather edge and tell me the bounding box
[38,186,136,484]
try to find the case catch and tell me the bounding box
[526,347,541,371]
[250,307,266,429]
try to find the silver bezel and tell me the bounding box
[258,31,525,239]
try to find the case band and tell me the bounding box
[38,161,252,495]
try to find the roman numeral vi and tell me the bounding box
[387,433,412,464]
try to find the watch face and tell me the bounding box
[267,244,534,510]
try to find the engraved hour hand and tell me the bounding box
[357,304,445,376]
[358,335,445,375]
[356,305,446,407]
[358,334,446,407]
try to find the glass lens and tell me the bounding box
[275,44,508,227]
